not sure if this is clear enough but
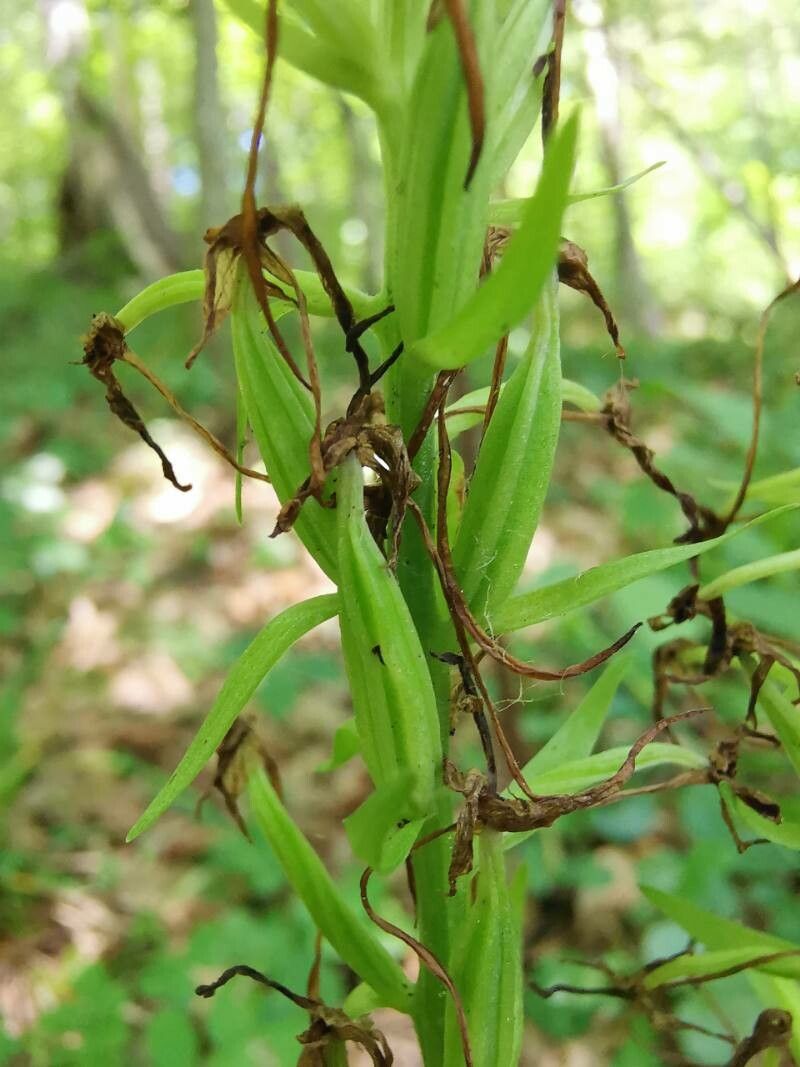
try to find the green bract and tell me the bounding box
[410,111,578,370]
[452,279,561,615]
[336,453,441,817]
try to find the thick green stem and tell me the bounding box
[383,357,458,1064]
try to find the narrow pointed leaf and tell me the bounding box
[453,281,561,612]
[127,594,338,841]
[525,742,705,795]
[720,783,800,849]
[641,886,800,980]
[522,655,630,779]
[746,662,800,778]
[699,548,800,599]
[248,766,413,1012]
[643,946,800,990]
[411,112,578,370]
[491,505,797,634]
[504,741,703,853]
[445,376,600,439]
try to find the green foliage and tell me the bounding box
[5,2,800,1065]
[127,594,338,841]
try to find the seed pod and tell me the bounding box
[336,453,441,816]
[231,280,339,580]
[452,279,561,618]
[442,831,523,1067]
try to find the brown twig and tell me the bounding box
[121,348,271,484]
[360,867,473,1067]
[602,379,724,544]
[481,334,509,437]
[236,2,311,389]
[727,1009,793,1067]
[196,962,394,1065]
[724,277,800,527]
[443,0,485,188]
[542,0,567,144]
[408,370,460,461]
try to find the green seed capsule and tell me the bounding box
[231,279,339,580]
[336,453,441,817]
[442,832,523,1067]
[452,279,561,620]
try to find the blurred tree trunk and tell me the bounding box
[576,2,663,336]
[39,0,184,277]
[189,0,229,231]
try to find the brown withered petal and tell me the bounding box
[558,239,625,357]
[186,213,290,370]
[733,787,781,824]
[82,313,191,492]
[196,713,281,839]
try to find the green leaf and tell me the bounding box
[488,161,666,225]
[641,886,800,980]
[410,110,579,369]
[126,594,338,841]
[526,742,705,795]
[452,280,561,613]
[504,740,703,853]
[736,467,800,508]
[748,972,800,1062]
[642,946,800,991]
[222,0,379,105]
[719,782,800,849]
[344,774,428,873]
[443,832,523,1067]
[389,0,498,344]
[316,717,361,773]
[490,0,550,183]
[336,454,441,812]
[248,766,413,1012]
[522,656,630,779]
[233,285,339,579]
[745,662,800,778]
[699,547,800,599]
[445,376,600,439]
[115,270,204,333]
[491,505,798,634]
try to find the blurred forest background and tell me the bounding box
[2,1,800,1064]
